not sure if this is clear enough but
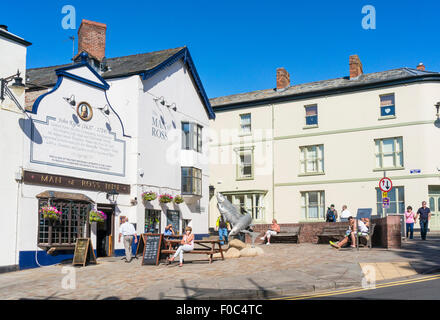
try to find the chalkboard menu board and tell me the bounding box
[72,238,97,266]
[167,210,180,234]
[139,234,163,265]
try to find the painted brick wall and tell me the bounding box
[246,216,401,248]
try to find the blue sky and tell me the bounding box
[2,0,439,98]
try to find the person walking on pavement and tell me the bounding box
[326,204,338,222]
[339,205,351,222]
[416,201,431,240]
[216,215,230,245]
[405,206,416,240]
[118,217,138,262]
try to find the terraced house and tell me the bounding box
[208,55,440,232]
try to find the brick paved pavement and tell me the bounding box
[0,236,439,300]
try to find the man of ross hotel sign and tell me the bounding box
[26,55,129,177]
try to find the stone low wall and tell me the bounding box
[246,216,401,248]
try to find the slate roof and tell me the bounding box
[26,47,185,88]
[210,67,440,109]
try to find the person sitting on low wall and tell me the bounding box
[329,216,356,249]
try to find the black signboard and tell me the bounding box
[139,234,163,265]
[72,238,97,266]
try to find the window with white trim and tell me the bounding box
[305,105,318,126]
[380,94,395,117]
[237,148,253,179]
[375,137,403,169]
[301,191,325,220]
[300,145,324,174]
[376,186,405,216]
[240,113,251,135]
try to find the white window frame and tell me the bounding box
[235,147,254,180]
[301,191,325,220]
[374,137,403,170]
[239,113,252,135]
[299,144,324,175]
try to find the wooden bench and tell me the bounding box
[267,226,302,244]
[317,225,348,243]
[161,239,224,264]
[356,223,376,249]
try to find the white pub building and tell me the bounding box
[1,20,214,271]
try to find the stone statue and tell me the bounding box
[216,193,260,247]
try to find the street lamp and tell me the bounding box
[106,189,119,203]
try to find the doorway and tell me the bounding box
[428,187,440,231]
[96,204,115,257]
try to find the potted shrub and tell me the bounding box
[89,210,107,224]
[174,195,184,204]
[40,206,62,222]
[159,193,173,203]
[142,191,157,202]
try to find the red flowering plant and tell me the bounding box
[40,206,62,221]
[89,210,107,224]
[159,193,173,203]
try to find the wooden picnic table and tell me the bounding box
[161,239,224,264]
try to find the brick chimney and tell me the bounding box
[78,19,107,61]
[276,68,290,90]
[349,55,363,79]
[417,63,425,71]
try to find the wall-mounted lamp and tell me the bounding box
[0,70,25,102]
[435,102,440,119]
[63,95,76,106]
[98,104,110,115]
[106,189,119,203]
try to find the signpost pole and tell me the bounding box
[383,171,387,217]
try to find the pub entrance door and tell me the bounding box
[96,204,115,257]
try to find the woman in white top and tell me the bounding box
[168,226,194,267]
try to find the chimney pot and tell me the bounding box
[276,67,290,90]
[78,19,107,62]
[349,54,363,79]
[417,63,425,71]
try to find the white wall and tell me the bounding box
[0,34,28,269]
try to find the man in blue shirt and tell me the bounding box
[416,201,431,240]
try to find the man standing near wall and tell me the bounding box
[118,217,138,262]
[340,205,351,222]
[416,201,431,240]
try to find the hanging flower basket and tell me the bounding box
[89,210,107,224]
[142,191,157,202]
[174,195,184,204]
[40,206,61,221]
[159,193,173,203]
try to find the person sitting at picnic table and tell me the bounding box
[164,224,175,236]
[168,226,194,267]
[260,219,281,245]
[329,216,357,249]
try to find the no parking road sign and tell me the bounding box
[379,177,393,192]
